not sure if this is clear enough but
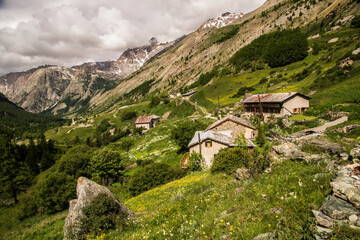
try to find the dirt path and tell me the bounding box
[186,100,217,119]
[309,116,348,132]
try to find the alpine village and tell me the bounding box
[1,0,360,239]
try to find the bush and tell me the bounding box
[121,111,137,121]
[81,193,126,236]
[188,152,204,172]
[33,170,76,213]
[211,147,270,176]
[232,86,255,98]
[129,163,181,196]
[351,15,360,28]
[211,147,253,174]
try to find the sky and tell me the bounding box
[0,0,266,76]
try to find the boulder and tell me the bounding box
[320,195,357,220]
[272,142,308,160]
[331,177,360,209]
[64,177,135,239]
[305,139,345,155]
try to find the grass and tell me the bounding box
[107,159,335,239]
[190,26,360,117]
[0,209,66,240]
[289,114,317,121]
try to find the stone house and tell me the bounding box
[241,92,310,119]
[187,115,256,168]
[134,115,160,131]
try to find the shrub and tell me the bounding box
[350,15,360,28]
[188,152,204,172]
[81,193,126,236]
[211,147,270,176]
[33,170,76,213]
[129,163,180,196]
[211,147,253,174]
[232,86,255,98]
[121,111,137,121]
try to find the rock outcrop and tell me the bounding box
[64,177,135,239]
[313,163,360,234]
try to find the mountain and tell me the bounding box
[1,0,359,116]
[0,38,178,114]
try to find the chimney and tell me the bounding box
[218,111,222,120]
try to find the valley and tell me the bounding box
[1,0,360,239]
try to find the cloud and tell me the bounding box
[0,0,266,76]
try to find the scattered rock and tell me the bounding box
[316,225,332,234]
[272,142,308,160]
[304,154,324,163]
[353,47,360,55]
[312,210,335,228]
[350,147,360,160]
[252,232,275,240]
[349,214,358,223]
[340,152,349,161]
[64,177,135,239]
[282,118,294,128]
[235,168,250,179]
[270,206,282,215]
[328,38,339,43]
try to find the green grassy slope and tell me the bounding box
[190,27,360,115]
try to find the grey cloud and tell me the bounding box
[0,0,266,76]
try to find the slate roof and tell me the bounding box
[241,92,310,104]
[135,115,159,124]
[188,130,256,148]
[206,115,256,131]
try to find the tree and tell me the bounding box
[149,96,161,108]
[97,118,111,134]
[129,163,174,196]
[56,145,92,179]
[351,15,360,28]
[34,170,76,213]
[0,129,32,205]
[256,123,266,147]
[89,148,124,185]
[171,120,207,153]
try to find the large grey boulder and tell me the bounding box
[64,177,135,239]
[320,195,357,220]
[272,142,307,160]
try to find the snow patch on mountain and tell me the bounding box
[201,12,244,29]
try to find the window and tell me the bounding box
[205,140,212,148]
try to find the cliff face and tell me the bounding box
[0,38,176,113]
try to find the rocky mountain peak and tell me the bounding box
[200,12,244,29]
